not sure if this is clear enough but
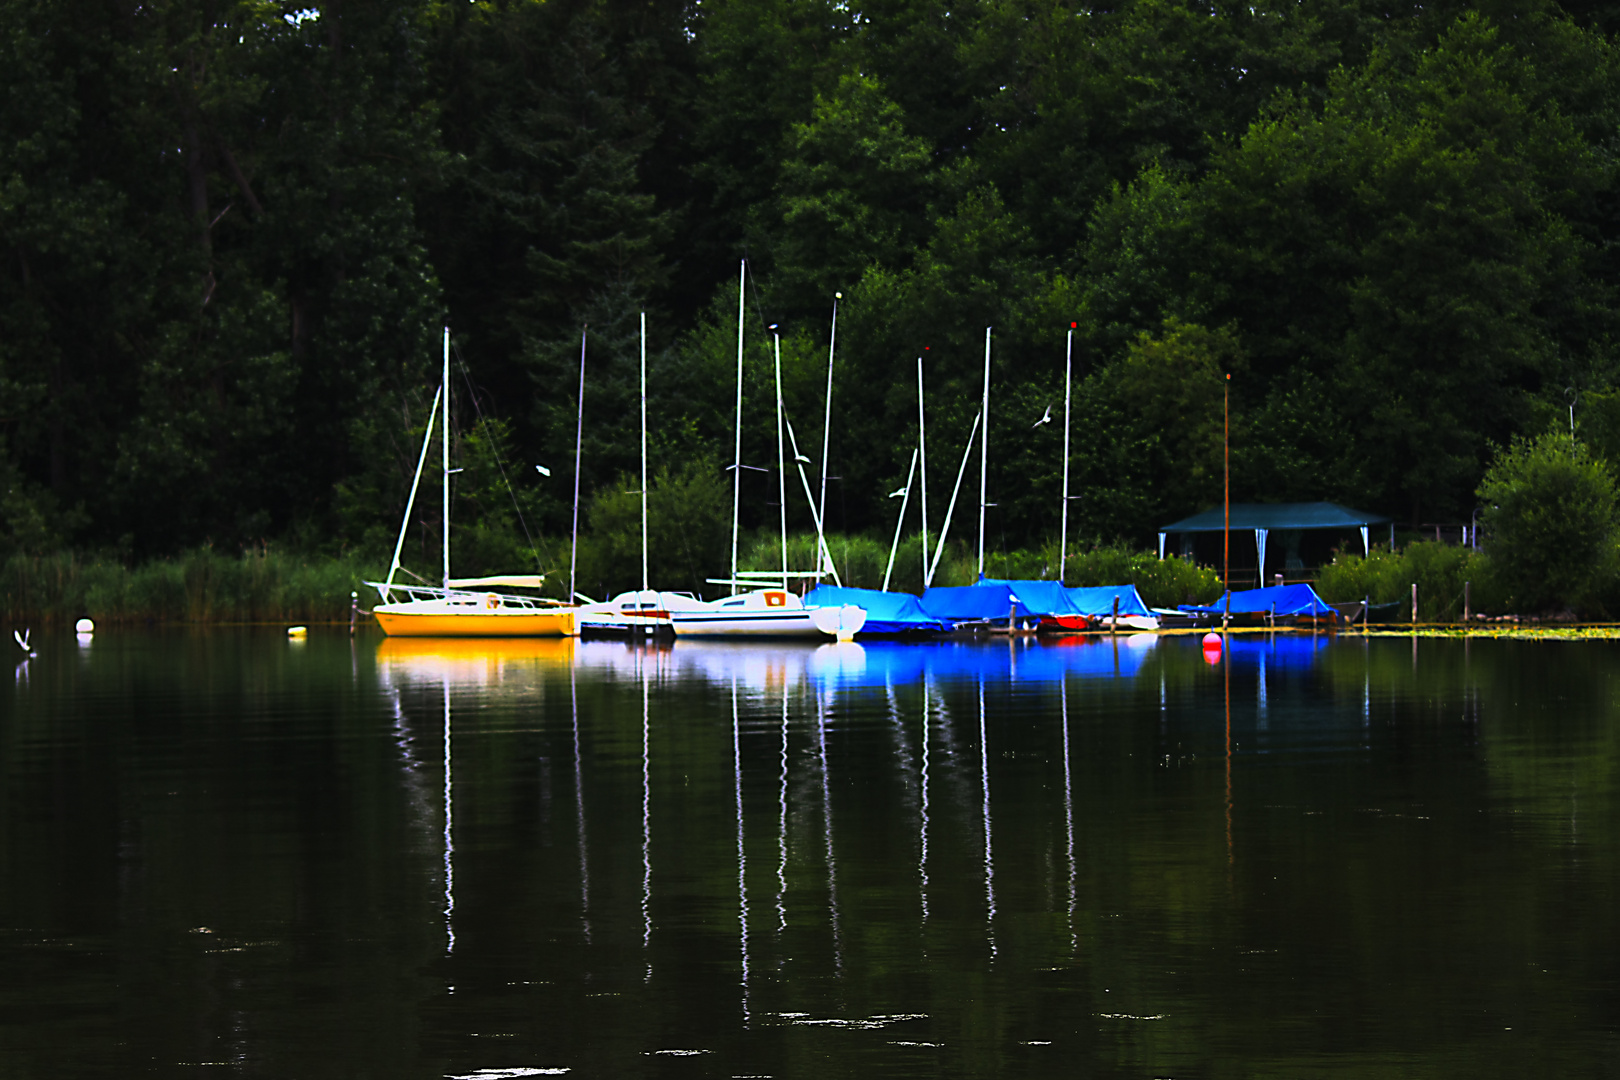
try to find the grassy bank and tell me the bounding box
[3,548,378,625]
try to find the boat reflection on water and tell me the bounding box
[373,627,1343,691]
[369,625,1348,1045]
[375,634,578,685]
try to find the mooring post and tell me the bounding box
[1464,580,1471,624]
[1111,595,1119,636]
[1411,583,1418,625]
[349,591,358,636]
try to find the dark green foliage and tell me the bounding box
[1478,432,1620,613]
[9,0,1620,618]
[578,458,730,597]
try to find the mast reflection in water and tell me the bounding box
[3,629,1618,1077]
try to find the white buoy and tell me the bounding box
[75,618,94,634]
[287,626,308,638]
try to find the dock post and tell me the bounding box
[1411,583,1418,625]
[1111,595,1119,636]
[1464,581,1471,624]
[349,591,358,636]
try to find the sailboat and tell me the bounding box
[574,312,710,637]
[668,266,864,641]
[367,328,577,637]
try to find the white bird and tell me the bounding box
[1032,404,1053,428]
[13,629,33,655]
[888,486,908,498]
[535,464,551,477]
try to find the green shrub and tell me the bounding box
[1061,543,1223,608]
[1315,542,1504,621]
[1478,433,1620,615]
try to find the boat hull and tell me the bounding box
[374,605,576,637]
[669,610,825,638]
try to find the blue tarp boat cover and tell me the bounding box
[803,585,947,636]
[1065,584,1153,618]
[976,578,1083,618]
[920,583,1030,625]
[1182,583,1337,618]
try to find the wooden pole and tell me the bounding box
[1464,580,1471,624]
[1411,582,1418,624]
[1223,374,1230,631]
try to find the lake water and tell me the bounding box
[3,629,1618,1078]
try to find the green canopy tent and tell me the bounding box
[1158,502,1392,584]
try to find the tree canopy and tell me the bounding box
[5,0,1620,584]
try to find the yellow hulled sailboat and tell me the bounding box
[366,329,575,637]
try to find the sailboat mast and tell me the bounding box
[978,327,991,579]
[385,384,442,600]
[442,326,451,592]
[883,448,918,593]
[1060,328,1073,583]
[918,357,929,589]
[731,261,745,596]
[570,329,586,603]
[641,311,649,597]
[819,293,839,537]
[773,327,787,589]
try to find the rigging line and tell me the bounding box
[450,339,545,573]
[741,247,774,334]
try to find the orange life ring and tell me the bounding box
[765,591,786,608]
[484,593,500,610]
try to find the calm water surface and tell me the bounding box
[2,629,1618,1078]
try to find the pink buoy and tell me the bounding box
[1201,632,1223,665]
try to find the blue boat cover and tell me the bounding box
[1065,584,1154,618]
[1182,583,1337,618]
[803,585,947,636]
[975,578,1083,617]
[921,583,1029,625]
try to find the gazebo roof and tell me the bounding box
[1160,501,1391,534]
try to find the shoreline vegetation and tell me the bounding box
[0,531,1578,628]
[9,427,1614,626]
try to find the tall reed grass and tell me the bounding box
[3,548,376,624]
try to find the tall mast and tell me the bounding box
[730,261,745,596]
[1060,327,1073,583]
[773,327,787,588]
[977,327,991,579]
[640,311,649,597]
[918,357,929,588]
[819,293,839,539]
[570,328,586,603]
[442,326,451,592]
[883,448,918,593]
[386,385,442,601]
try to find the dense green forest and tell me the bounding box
[7,0,1620,595]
